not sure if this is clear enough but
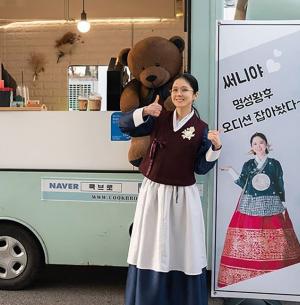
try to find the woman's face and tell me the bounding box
[251,136,267,157]
[171,78,197,111]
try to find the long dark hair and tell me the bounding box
[172,73,200,118]
[250,132,269,154]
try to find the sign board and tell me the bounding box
[212,21,300,302]
[41,178,140,203]
[111,112,131,141]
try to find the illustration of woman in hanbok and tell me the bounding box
[218,132,300,287]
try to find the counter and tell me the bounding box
[0,111,132,171]
[0,105,47,111]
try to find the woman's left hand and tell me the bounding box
[208,130,222,150]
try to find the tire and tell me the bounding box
[0,223,43,290]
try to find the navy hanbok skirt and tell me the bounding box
[125,265,208,305]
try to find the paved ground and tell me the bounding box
[0,266,299,305]
[0,266,127,305]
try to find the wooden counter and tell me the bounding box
[0,105,47,111]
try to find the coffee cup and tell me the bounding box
[88,94,101,111]
[78,96,88,111]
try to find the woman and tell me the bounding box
[218,132,300,287]
[119,73,222,305]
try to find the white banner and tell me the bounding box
[212,21,300,301]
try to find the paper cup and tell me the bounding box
[88,95,101,111]
[78,97,88,111]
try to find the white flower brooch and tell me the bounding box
[181,126,195,140]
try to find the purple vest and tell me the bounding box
[139,111,208,186]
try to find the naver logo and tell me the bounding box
[49,182,80,190]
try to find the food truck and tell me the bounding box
[0,111,142,289]
[0,0,216,291]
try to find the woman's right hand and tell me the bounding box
[143,95,162,117]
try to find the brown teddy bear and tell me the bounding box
[118,36,185,166]
[234,0,248,20]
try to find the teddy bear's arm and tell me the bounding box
[120,79,141,112]
[234,0,247,20]
[119,109,155,137]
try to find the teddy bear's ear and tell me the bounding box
[118,48,131,66]
[169,36,185,52]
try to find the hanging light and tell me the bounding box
[77,0,90,33]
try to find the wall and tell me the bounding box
[0,19,184,110]
[190,0,223,268]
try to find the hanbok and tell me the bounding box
[120,108,221,305]
[218,157,300,287]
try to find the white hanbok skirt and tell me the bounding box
[127,177,207,275]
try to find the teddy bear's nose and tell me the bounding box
[146,75,157,82]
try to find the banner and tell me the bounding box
[212,21,300,301]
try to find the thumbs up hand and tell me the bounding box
[143,95,162,117]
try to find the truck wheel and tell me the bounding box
[0,223,43,290]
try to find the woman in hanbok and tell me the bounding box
[218,132,300,287]
[119,73,222,305]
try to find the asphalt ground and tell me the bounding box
[0,266,299,305]
[0,265,127,305]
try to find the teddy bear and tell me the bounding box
[234,0,248,20]
[118,36,185,166]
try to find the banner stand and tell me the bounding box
[224,298,282,305]
[213,21,300,302]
